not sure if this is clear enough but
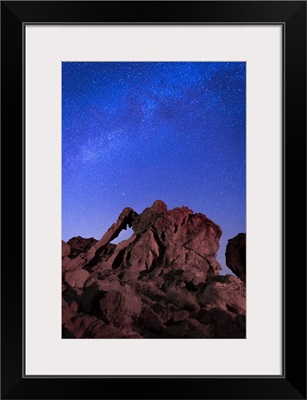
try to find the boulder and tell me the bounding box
[226,233,246,283]
[139,305,164,333]
[99,291,142,326]
[198,274,245,315]
[62,299,75,325]
[63,314,97,338]
[67,236,97,256]
[172,309,189,322]
[62,240,70,258]
[64,269,89,289]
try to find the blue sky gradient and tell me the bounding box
[62,62,246,273]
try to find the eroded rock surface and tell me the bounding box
[67,236,98,257]
[225,233,246,283]
[62,201,246,338]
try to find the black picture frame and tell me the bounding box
[1,1,306,399]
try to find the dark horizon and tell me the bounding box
[62,62,246,273]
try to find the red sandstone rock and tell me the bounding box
[198,274,245,315]
[172,309,189,322]
[99,291,142,327]
[139,305,164,333]
[64,269,89,289]
[62,240,70,258]
[198,308,245,338]
[67,236,97,256]
[62,201,246,339]
[64,314,97,338]
[226,233,246,283]
[62,299,76,324]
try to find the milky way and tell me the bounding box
[62,62,246,273]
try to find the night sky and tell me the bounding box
[62,62,246,273]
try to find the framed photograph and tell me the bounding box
[1,1,306,399]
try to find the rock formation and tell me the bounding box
[225,233,246,283]
[67,236,97,257]
[62,200,246,338]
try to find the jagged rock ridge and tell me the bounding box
[62,200,246,338]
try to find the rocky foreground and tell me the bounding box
[62,200,246,338]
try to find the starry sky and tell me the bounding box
[62,62,246,274]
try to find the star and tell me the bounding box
[62,61,246,273]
